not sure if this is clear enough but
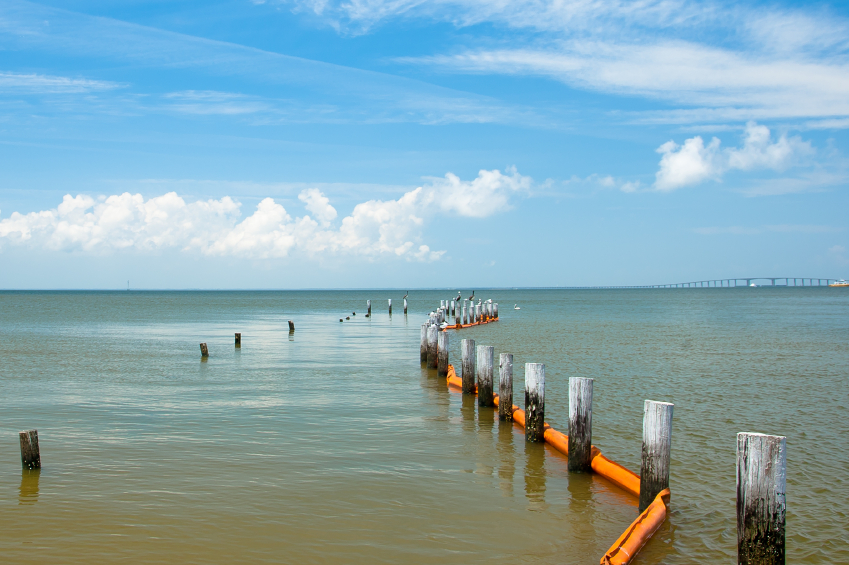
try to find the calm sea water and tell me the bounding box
[0,289,846,564]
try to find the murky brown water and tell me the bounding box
[1,289,846,563]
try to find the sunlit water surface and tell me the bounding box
[1,289,846,564]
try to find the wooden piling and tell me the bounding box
[420,324,428,362]
[475,303,481,323]
[639,400,674,511]
[568,377,593,472]
[737,432,786,565]
[476,345,494,407]
[388,299,392,314]
[200,343,209,357]
[461,339,476,394]
[494,303,498,318]
[461,305,467,325]
[525,363,545,442]
[235,332,241,346]
[498,353,513,420]
[450,300,455,318]
[404,298,408,314]
[367,300,371,316]
[437,331,449,377]
[288,320,295,332]
[19,430,40,470]
[426,324,438,369]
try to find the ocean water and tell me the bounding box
[0,289,846,564]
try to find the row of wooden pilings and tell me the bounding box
[420,314,786,565]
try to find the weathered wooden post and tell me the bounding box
[461,305,467,325]
[494,303,499,318]
[568,377,594,472]
[475,303,481,323]
[19,430,41,469]
[498,353,513,420]
[420,324,428,362]
[426,324,438,369]
[288,320,295,332]
[437,330,449,377]
[367,300,371,316]
[449,300,454,318]
[640,400,674,511]
[404,298,408,314]
[461,339,476,394]
[235,332,241,346]
[737,432,786,565]
[476,345,494,407]
[200,343,209,357]
[455,308,460,327]
[388,299,392,314]
[525,363,545,442]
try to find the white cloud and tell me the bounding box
[298,188,338,226]
[654,122,813,190]
[0,168,529,260]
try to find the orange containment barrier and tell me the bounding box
[590,447,641,498]
[443,317,498,330]
[600,489,670,565]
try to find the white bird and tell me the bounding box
[514,304,521,310]
[439,322,448,330]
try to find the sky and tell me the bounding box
[0,0,848,288]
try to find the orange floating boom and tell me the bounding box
[600,489,671,565]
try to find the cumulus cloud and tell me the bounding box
[654,122,813,190]
[0,168,529,260]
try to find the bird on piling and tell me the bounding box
[403,291,409,299]
[456,291,462,302]
[468,291,475,301]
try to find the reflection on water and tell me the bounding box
[524,442,546,507]
[19,469,39,506]
[497,422,515,497]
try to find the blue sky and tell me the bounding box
[0,0,848,288]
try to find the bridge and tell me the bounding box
[545,277,840,289]
[651,277,838,288]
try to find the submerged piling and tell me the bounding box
[498,353,513,420]
[437,330,449,377]
[737,432,786,565]
[420,324,428,362]
[461,339,476,394]
[426,324,438,369]
[235,332,241,346]
[640,400,674,511]
[568,377,593,472]
[200,343,209,357]
[476,345,494,407]
[19,430,40,470]
[288,320,295,332]
[525,363,545,442]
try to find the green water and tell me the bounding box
[0,289,846,563]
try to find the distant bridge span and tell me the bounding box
[551,277,840,289]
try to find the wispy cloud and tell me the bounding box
[0,168,531,260]
[0,71,123,93]
[276,0,849,124]
[694,224,843,235]
[0,1,535,126]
